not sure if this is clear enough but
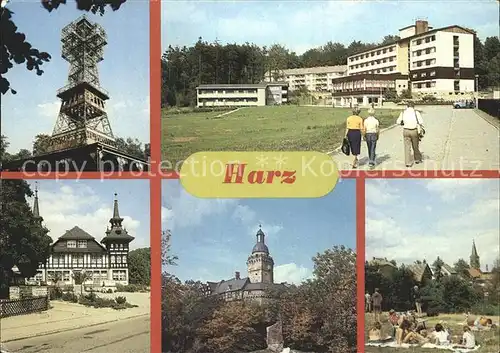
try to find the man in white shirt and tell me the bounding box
[396,102,424,167]
[363,108,380,168]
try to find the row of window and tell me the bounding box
[199,98,258,103]
[349,46,396,61]
[51,254,127,265]
[412,34,436,46]
[352,66,398,76]
[412,47,436,57]
[412,58,436,68]
[411,71,437,79]
[413,81,437,89]
[113,270,127,281]
[67,240,87,248]
[66,240,128,250]
[349,56,396,70]
[200,89,258,94]
[110,243,128,250]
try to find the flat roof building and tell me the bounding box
[196,82,288,108]
[334,20,475,107]
[265,66,347,92]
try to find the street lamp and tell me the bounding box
[474,74,479,108]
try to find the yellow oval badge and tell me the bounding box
[179,151,339,198]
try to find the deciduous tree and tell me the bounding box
[128,247,151,286]
[0,179,52,298]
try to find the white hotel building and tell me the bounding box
[196,82,288,108]
[264,66,347,92]
[332,20,476,107]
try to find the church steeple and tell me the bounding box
[33,182,43,225]
[470,240,480,269]
[109,193,124,228]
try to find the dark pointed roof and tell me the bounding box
[53,226,107,253]
[252,226,269,254]
[33,182,43,224]
[101,193,134,245]
[59,226,95,240]
[471,240,479,258]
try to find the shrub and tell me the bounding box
[470,303,500,316]
[107,289,114,293]
[422,95,438,102]
[61,292,78,303]
[116,284,146,292]
[115,296,127,304]
[49,287,63,300]
[83,292,97,302]
[426,307,440,317]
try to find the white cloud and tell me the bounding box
[232,204,256,224]
[274,263,312,285]
[28,183,144,249]
[162,2,207,25]
[367,181,500,271]
[231,204,283,238]
[37,101,60,119]
[164,185,283,238]
[424,179,483,201]
[108,96,149,120]
[164,188,237,231]
[366,179,401,206]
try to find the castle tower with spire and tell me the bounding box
[470,240,480,270]
[101,193,135,282]
[246,226,274,284]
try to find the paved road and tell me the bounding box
[4,315,150,353]
[331,106,499,171]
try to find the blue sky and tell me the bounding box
[162,178,356,284]
[366,179,500,272]
[162,0,499,54]
[26,179,150,249]
[2,2,150,153]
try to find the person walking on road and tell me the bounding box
[396,102,424,167]
[372,288,383,323]
[363,107,380,169]
[345,106,364,169]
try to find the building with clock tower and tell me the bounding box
[203,226,287,304]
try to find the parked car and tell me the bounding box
[453,99,475,109]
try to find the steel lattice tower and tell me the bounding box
[48,15,116,152]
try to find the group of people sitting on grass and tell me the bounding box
[368,311,478,348]
[368,310,497,349]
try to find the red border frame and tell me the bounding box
[1,0,498,351]
[150,0,161,351]
[356,177,366,351]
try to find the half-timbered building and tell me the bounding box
[28,188,134,287]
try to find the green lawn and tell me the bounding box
[161,106,400,165]
[365,313,500,353]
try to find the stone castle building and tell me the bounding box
[202,227,287,304]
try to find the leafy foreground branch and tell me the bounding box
[1,0,126,95]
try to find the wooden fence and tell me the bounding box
[0,296,49,318]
